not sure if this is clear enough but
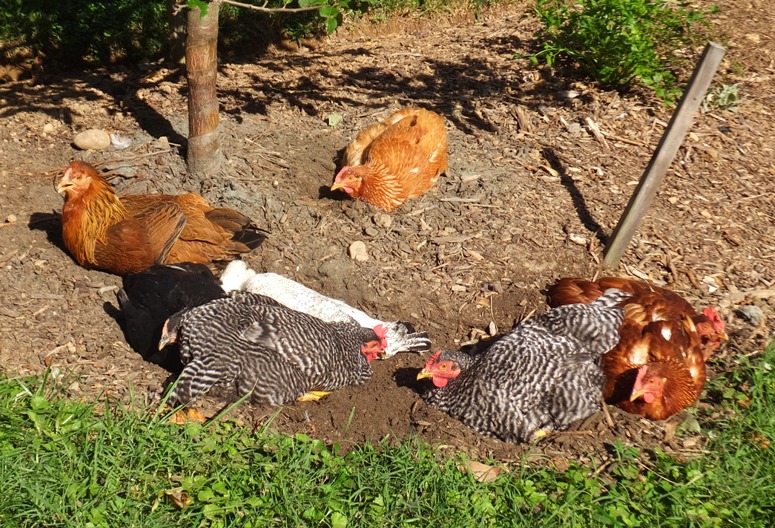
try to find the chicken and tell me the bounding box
[417,289,630,443]
[219,260,431,358]
[331,107,448,212]
[56,161,266,275]
[159,291,387,406]
[117,263,226,369]
[547,277,728,420]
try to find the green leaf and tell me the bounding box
[198,488,215,502]
[331,511,347,528]
[325,16,339,34]
[30,394,50,411]
[327,113,343,127]
[319,5,338,17]
[188,0,209,17]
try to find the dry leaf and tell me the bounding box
[751,433,770,449]
[457,460,503,482]
[165,487,192,509]
[170,407,207,424]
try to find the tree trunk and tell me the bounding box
[167,0,187,63]
[186,0,222,184]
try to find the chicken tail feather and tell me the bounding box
[230,228,267,250]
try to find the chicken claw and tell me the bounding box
[297,391,332,402]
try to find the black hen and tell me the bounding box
[417,289,629,443]
[161,291,386,406]
[117,263,226,369]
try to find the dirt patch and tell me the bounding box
[0,1,773,468]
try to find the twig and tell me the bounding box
[585,117,609,149]
[103,149,175,169]
[222,0,322,13]
[601,398,615,429]
[602,133,646,147]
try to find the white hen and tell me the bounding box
[220,260,431,358]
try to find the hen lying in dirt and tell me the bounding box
[56,161,266,275]
[547,277,727,420]
[160,291,386,406]
[220,260,431,358]
[417,289,630,443]
[117,263,226,369]
[331,107,448,212]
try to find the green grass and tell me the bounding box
[1,342,773,527]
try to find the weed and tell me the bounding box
[531,0,710,102]
[702,83,743,112]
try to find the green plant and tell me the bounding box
[531,0,707,101]
[0,0,168,65]
[702,82,743,112]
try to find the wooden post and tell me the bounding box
[603,42,727,268]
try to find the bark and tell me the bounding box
[186,0,222,184]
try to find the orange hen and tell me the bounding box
[56,161,266,275]
[547,277,727,420]
[331,107,448,212]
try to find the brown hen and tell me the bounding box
[331,107,448,212]
[547,277,727,420]
[56,161,266,275]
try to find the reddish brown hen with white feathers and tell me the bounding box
[56,161,265,275]
[547,277,728,420]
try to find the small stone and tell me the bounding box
[364,226,378,237]
[5,214,16,223]
[73,129,111,150]
[348,241,369,262]
[569,233,588,246]
[373,213,392,229]
[42,123,56,134]
[737,305,763,326]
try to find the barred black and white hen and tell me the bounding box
[417,289,629,443]
[220,260,431,358]
[160,290,387,406]
[117,263,226,369]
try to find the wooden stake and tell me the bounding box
[603,42,727,268]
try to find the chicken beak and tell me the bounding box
[330,182,344,192]
[720,332,729,341]
[158,335,174,351]
[158,320,176,350]
[416,369,433,381]
[629,388,648,402]
[55,180,72,195]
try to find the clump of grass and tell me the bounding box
[531,0,711,102]
[1,341,773,526]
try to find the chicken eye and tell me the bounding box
[439,364,447,370]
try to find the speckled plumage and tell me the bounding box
[422,289,629,443]
[168,290,376,405]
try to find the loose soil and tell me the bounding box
[0,1,773,470]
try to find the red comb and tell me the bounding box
[373,324,389,350]
[424,350,443,369]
